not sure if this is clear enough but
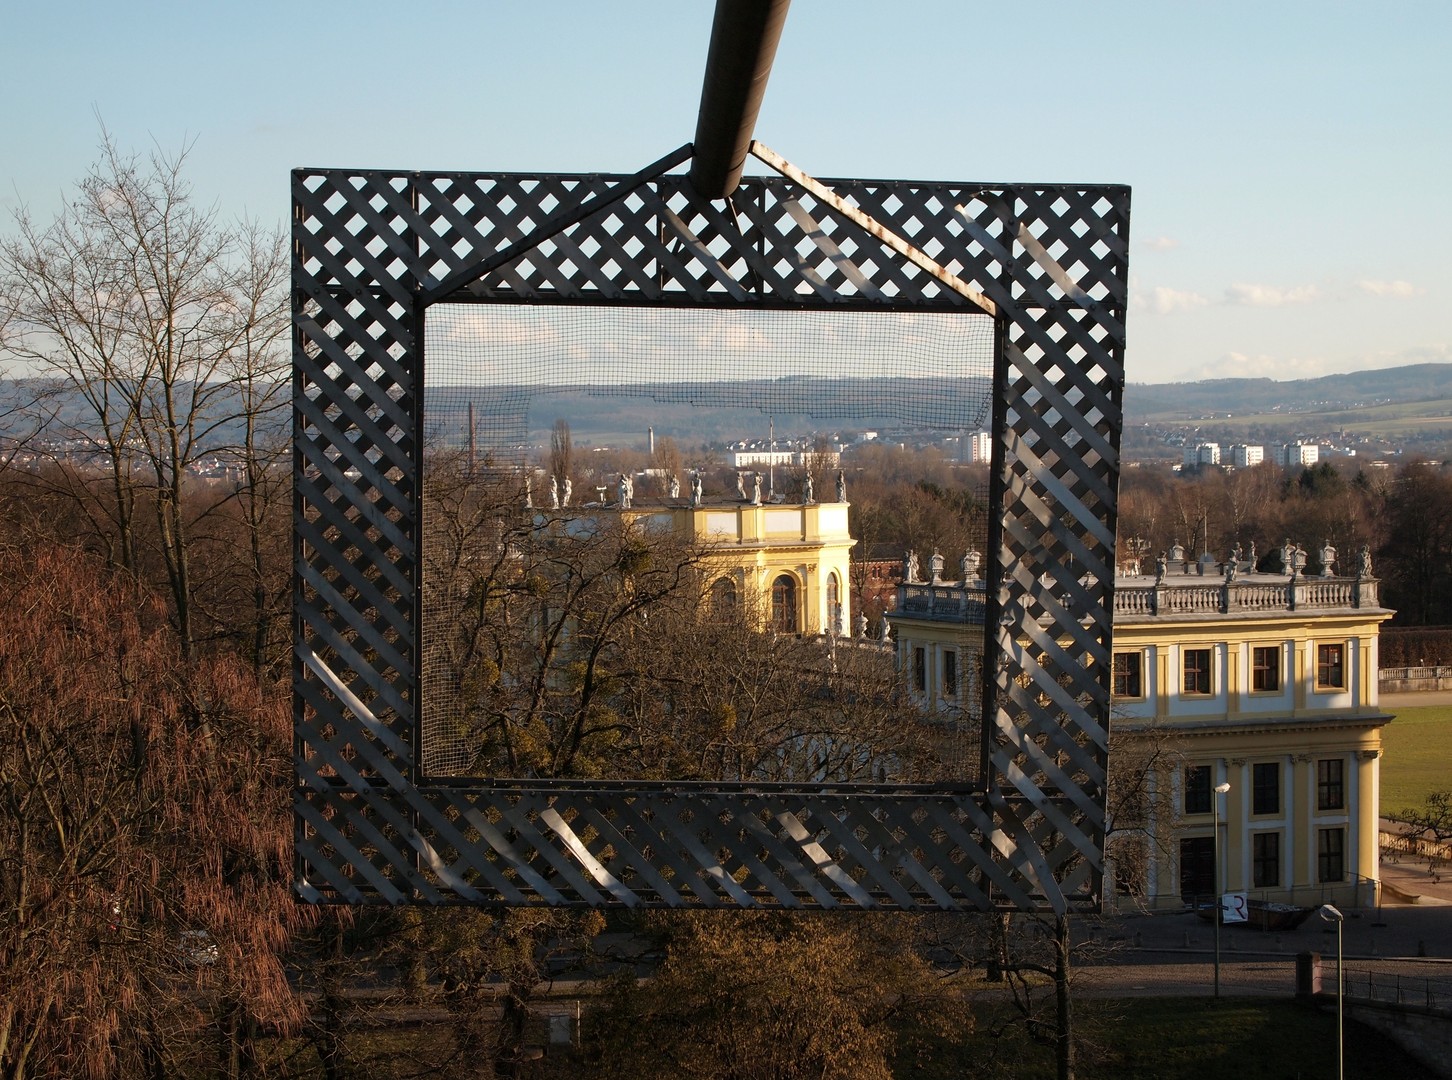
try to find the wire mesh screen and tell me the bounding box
[421,304,995,779]
[423,307,994,457]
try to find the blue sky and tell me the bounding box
[3,1,1445,385]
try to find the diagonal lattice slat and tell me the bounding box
[295,784,1062,910]
[294,152,1129,912]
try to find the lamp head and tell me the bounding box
[1318,903,1344,923]
[1214,782,1231,794]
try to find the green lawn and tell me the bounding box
[1380,703,1452,816]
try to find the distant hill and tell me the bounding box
[1126,364,1452,421]
[8,363,1452,457]
[1123,363,1452,458]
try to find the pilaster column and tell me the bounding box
[1354,750,1381,890]
[1359,638,1374,709]
[1292,753,1314,886]
[1157,647,1171,720]
[1226,642,1241,719]
[802,562,814,634]
[1223,759,1247,891]
[1293,640,1308,715]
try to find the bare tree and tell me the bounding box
[549,417,574,492]
[423,455,948,785]
[402,907,604,1079]
[652,433,682,495]
[191,222,291,673]
[0,545,309,1080]
[1102,719,1185,906]
[0,130,289,663]
[415,459,958,1069]
[591,912,969,1080]
[1394,790,1452,878]
[1,172,145,573]
[422,459,708,778]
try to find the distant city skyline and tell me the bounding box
[3,1,1445,385]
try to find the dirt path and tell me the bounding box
[1383,690,1452,708]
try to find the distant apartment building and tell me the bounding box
[728,445,842,469]
[1280,442,1320,468]
[1183,442,1221,468]
[729,449,798,469]
[1229,444,1264,468]
[967,430,992,464]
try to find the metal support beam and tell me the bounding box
[749,141,998,318]
[422,143,694,305]
[688,0,792,200]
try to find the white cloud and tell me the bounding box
[1356,279,1424,298]
[1139,235,1180,252]
[1183,344,1452,383]
[1138,286,1209,315]
[1351,343,1452,368]
[1223,283,1320,308]
[1189,351,1330,380]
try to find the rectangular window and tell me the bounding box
[1317,758,1346,811]
[1252,831,1281,887]
[912,647,926,694]
[1252,762,1280,815]
[1113,651,1144,698]
[1251,646,1280,692]
[1179,836,1215,900]
[943,649,958,697]
[1318,827,1346,882]
[1184,765,1212,815]
[1182,648,1212,696]
[1317,643,1346,689]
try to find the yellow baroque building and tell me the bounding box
[889,558,1393,912]
[622,497,855,637]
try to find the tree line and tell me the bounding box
[1118,457,1452,625]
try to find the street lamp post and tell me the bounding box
[1319,903,1345,1080]
[1213,781,1231,999]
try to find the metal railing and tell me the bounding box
[1175,876,1379,928]
[1340,963,1452,1011]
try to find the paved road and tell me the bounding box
[1067,897,1452,998]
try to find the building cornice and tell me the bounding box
[1113,711,1393,738]
[1113,607,1394,629]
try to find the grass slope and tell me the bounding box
[1379,704,1452,815]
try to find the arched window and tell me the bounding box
[709,576,738,621]
[771,574,798,633]
[826,572,842,635]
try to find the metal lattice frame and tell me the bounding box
[293,143,1129,911]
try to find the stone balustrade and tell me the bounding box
[898,583,988,621]
[894,573,1380,624]
[1115,574,1379,618]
